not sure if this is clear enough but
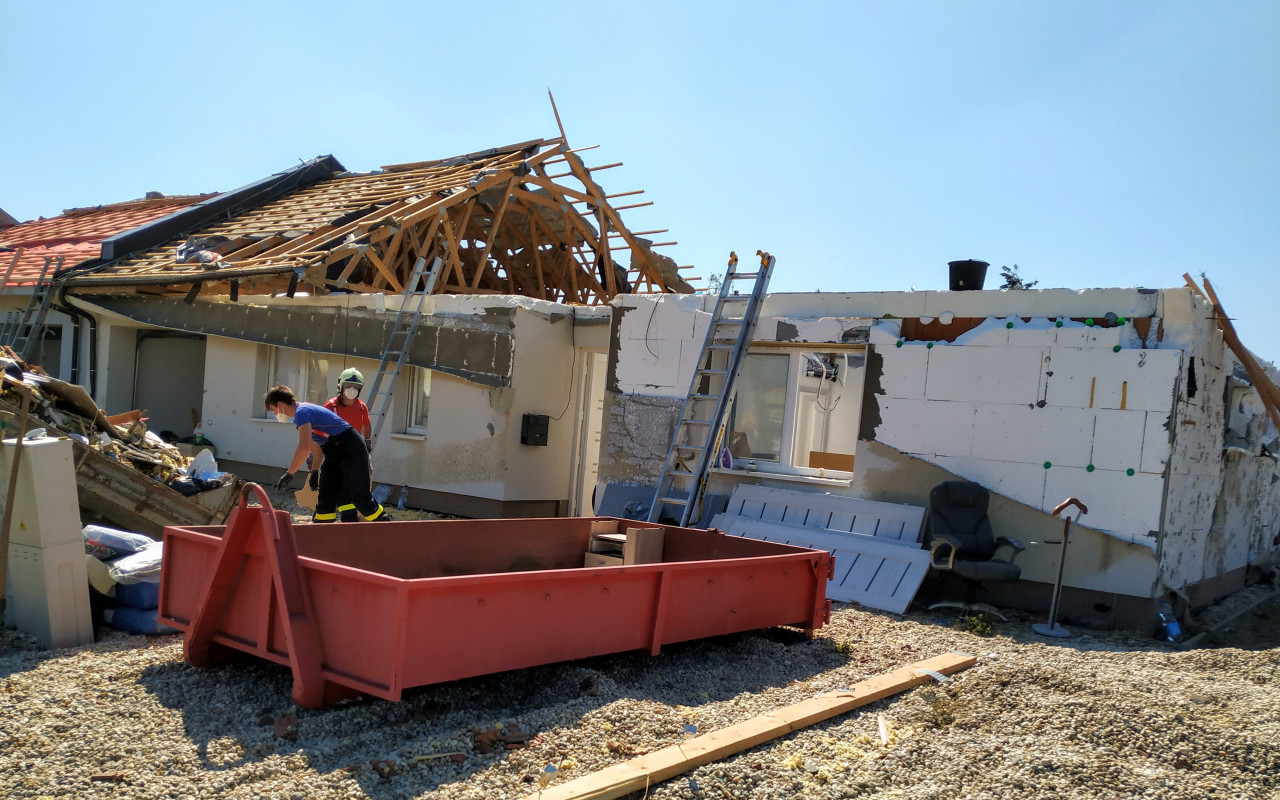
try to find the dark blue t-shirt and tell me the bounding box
[294,402,352,445]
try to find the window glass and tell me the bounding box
[730,353,788,462]
[407,368,431,431]
[730,350,864,474]
[305,355,331,405]
[267,349,331,414]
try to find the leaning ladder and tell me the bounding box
[365,253,445,451]
[6,256,62,362]
[649,250,775,527]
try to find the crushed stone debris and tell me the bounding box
[2,593,1276,799]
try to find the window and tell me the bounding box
[265,348,331,417]
[729,349,864,475]
[405,367,431,433]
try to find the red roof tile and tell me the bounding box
[0,197,207,287]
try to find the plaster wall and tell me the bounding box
[99,321,138,417]
[197,299,602,513]
[599,289,1197,599]
[1157,289,1233,592]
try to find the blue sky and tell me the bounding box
[3,1,1278,360]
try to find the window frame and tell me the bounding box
[728,346,862,478]
[403,367,431,435]
[263,347,332,419]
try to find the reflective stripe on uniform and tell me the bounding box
[337,503,356,512]
[314,512,338,521]
[365,505,385,521]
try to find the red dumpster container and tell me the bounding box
[158,485,832,708]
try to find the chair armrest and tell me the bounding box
[995,536,1025,561]
[929,534,961,569]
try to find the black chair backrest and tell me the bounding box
[928,481,997,561]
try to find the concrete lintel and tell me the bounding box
[80,295,514,387]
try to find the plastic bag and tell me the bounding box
[104,606,177,636]
[115,580,160,609]
[106,542,163,585]
[83,524,154,560]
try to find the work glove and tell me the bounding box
[275,471,294,490]
[308,470,319,491]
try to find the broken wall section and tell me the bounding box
[868,313,1175,549]
[1158,288,1280,600]
[599,294,709,486]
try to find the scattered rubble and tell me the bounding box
[1,597,1275,799]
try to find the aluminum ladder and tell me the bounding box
[5,256,62,362]
[648,250,775,527]
[365,253,445,451]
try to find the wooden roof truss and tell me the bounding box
[64,139,693,304]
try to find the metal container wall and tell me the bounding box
[159,512,831,706]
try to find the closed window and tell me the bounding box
[729,350,864,475]
[405,367,431,433]
[266,348,331,417]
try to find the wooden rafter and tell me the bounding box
[62,139,695,304]
[1185,273,1280,431]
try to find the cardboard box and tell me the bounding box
[583,552,624,568]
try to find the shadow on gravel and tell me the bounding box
[138,625,844,798]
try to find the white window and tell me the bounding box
[405,367,431,433]
[266,348,331,417]
[728,349,864,476]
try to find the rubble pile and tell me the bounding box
[0,348,227,496]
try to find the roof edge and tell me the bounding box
[92,155,346,266]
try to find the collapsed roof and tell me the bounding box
[57,139,695,304]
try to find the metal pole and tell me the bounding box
[1033,497,1087,639]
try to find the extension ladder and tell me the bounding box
[5,256,61,362]
[365,253,445,451]
[649,250,775,527]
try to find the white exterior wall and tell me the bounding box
[197,295,603,510]
[605,287,1280,600]
[871,317,1177,549]
[613,294,709,398]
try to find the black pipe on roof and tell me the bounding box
[53,155,346,282]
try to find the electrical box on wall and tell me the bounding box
[521,413,549,446]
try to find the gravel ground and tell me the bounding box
[2,569,1277,800]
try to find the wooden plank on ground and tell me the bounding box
[520,651,976,800]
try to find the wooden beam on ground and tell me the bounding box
[521,652,976,800]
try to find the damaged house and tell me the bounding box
[597,282,1280,627]
[41,139,694,518]
[1,194,207,379]
[8,139,1275,630]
